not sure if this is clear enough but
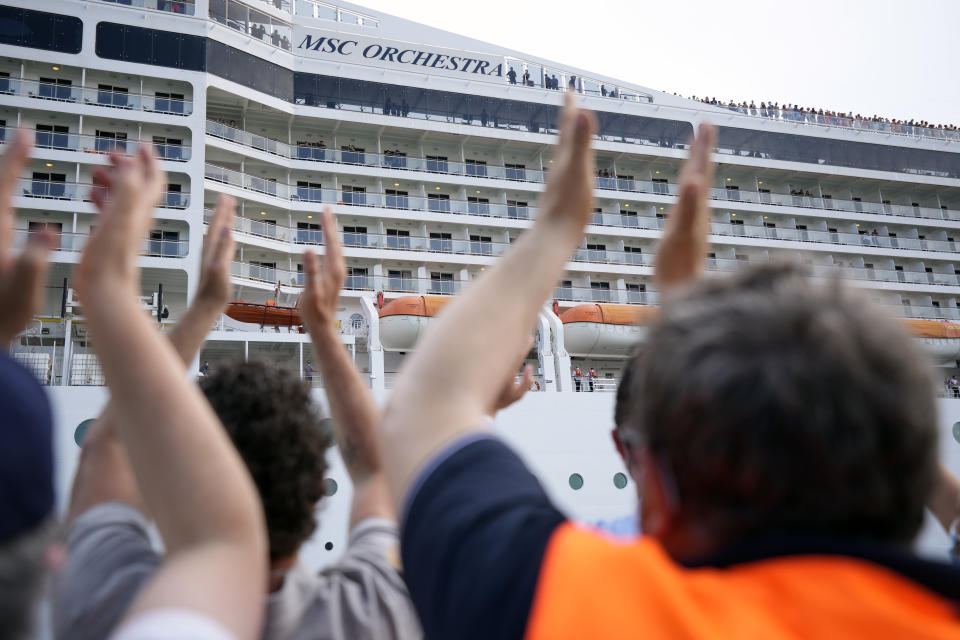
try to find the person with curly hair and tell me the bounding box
[54,195,422,639]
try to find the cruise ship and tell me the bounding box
[2,0,959,565]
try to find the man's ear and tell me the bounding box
[611,429,627,461]
[638,447,675,540]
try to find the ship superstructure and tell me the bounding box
[2,0,959,560]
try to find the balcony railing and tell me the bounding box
[0,78,193,116]
[15,229,188,257]
[205,166,960,259]
[229,261,467,295]
[4,127,191,162]
[204,163,537,218]
[554,285,660,306]
[206,120,545,182]
[206,123,959,224]
[717,103,960,144]
[220,208,956,282]
[20,179,189,208]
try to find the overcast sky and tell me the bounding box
[353,0,958,126]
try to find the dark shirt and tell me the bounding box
[402,434,960,640]
[402,436,564,640]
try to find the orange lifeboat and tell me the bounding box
[560,304,657,357]
[559,304,960,361]
[378,296,450,350]
[903,319,960,363]
[225,300,302,327]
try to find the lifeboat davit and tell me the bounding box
[225,300,302,327]
[560,304,658,357]
[379,296,450,351]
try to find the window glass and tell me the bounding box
[177,32,205,70]
[22,9,57,49]
[94,22,124,59]
[153,31,181,68]
[54,16,83,53]
[209,0,228,24]
[122,25,154,63]
[0,7,82,53]
[717,126,960,179]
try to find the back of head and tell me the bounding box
[200,359,332,559]
[621,263,938,545]
[0,353,55,639]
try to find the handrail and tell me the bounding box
[1,126,191,161]
[715,103,959,144]
[0,77,193,116]
[18,178,189,208]
[204,165,960,256]
[230,261,466,295]
[206,123,959,224]
[227,245,960,293]
[206,120,545,182]
[15,228,188,257]
[203,208,656,265]
[204,163,539,217]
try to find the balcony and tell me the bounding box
[14,228,188,257]
[206,120,545,182]
[20,178,189,208]
[716,103,960,144]
[7,127,191,162]
[205,167,959,262]
[204,163,538,217]
[710,220,959,254]
[206,123,959,224]
[0,78,193,115]
[554,285,660,306]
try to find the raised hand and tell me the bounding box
[164,194,236,366]
[537,92,597,242]
[0,131,54,344]
[78,145,165,304]
[299,206,345,336]
[196,194,236,309]
[654,123,716,290]
[299,206,392,526]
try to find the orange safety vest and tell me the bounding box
[525,523,960,639]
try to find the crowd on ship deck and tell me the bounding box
[2,95,960,640]
[684,95,958,134]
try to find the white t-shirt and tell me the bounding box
[109,608,236,640]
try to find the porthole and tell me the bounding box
[568,473,583,490]
[613,472,628,489]
[323,478,338,497]
[953,421,960,444]
[74,419,96,447]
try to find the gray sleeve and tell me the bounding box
[318,518,423,640]
[52,502,161,640]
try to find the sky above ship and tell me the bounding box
[353,0,957,128]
